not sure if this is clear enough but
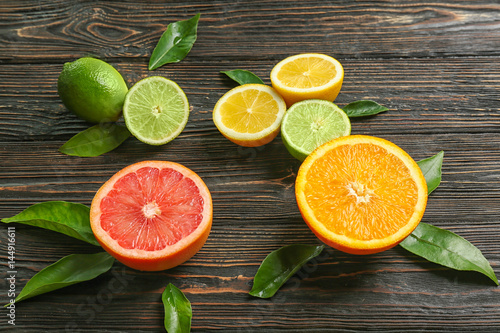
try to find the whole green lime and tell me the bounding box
[57,57,128,123]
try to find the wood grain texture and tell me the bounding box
[1,58,499,141]
[1,0,500,332]
[1,0,500,63]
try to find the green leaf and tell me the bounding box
[148,13,200,70]
[342,100,389,117]
[249,244,325,298]
[400,223,498,285]
[221,70,264,85]
[59,123,130,157]
[417,151,444,194]
[9,252,114,304]
[162,283,192,333]
[1,201,99,246]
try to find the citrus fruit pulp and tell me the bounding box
[58,57,128,123]
[295,135,427,255]
[212,84,287,147]
[281,99,351,161]
[270,53,344,107]
[123,76,189,145]
[90,161,212,271]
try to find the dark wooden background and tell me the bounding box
[1,1,500,331]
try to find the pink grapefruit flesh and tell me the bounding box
[90,161,212,271]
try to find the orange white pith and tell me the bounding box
[90,161,212,271]
[295,135,427,255]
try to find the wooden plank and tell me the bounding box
[1,226,499,330]
[1,131,499,236]
[1,0,500,331]
[1,1,500,63]
[0,57,499,141]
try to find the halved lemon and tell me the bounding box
[270,53,344,107]
[212,84,287,147]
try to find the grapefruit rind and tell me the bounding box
[90,161,212,271]
[295,135,428,255]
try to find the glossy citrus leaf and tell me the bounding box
[1,201,99,246]
[400,222,498,285]
[9,252,114,304]
[249,244,325,298]
[59,124,130,157]
[417,151,444,194]
[342,100,388,117]
[148,14,200,70]
[221,70,264,85]
[162,283,192,333]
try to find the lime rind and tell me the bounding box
[281,99,351,161]
[123,76,189,145]
[58,57,128,123]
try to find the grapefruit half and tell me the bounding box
[90,161,212,271]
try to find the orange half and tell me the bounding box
[295,135,427,255]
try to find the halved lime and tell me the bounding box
[281,99,351,161]
[123,76,189,145]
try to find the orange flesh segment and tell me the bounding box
[99,167,204,251]
[277,57,337,89]
[304,143,419,241]
[219,88,280,133]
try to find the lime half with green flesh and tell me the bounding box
[281,99,351,161]
[58,57,128,123]
[123,76,190,145]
